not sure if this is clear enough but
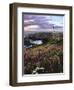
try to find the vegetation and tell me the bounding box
[24,32,63,74]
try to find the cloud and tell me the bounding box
[24,25,40,31]
[24,20,34,23]
[23,14,64,32]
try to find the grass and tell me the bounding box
[24,39,63,74]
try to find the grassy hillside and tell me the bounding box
[24,37,63,74]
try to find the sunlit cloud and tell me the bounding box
[24,25,40,31]
[24,20,34,23]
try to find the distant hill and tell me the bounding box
[24,28,63,37]
[24,32,63,41]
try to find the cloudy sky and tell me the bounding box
[23,14,64,32]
